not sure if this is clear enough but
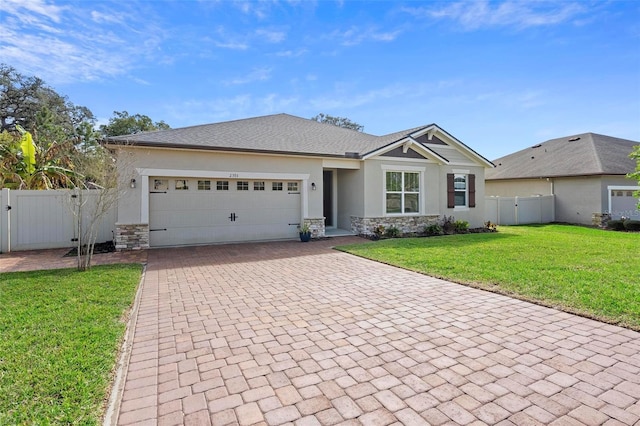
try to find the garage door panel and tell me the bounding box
[149,177,302,247]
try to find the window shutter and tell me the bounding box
[469,174,476,208]
[447,173,455,208]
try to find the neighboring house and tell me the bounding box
[105,113,493,249]
[486,133,639,225]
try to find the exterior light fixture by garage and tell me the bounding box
[311,182,317,190]
[130,178,136,188]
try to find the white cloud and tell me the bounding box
[329,26,402,46]
[224,68,272,86]
[402,0,586,30]
[0,1,167,84]
[255,29,286,43]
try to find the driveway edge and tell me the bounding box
[103,264,148,426]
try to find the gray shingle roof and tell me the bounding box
[106,113,396,158]
[486,133,639,180]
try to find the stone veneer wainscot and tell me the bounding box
[351,215,440,236]
[302,217,325,238]
[115,223,149,251]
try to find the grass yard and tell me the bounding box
[0,264,142,425]
[338,224,640,330]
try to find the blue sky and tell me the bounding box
[2,0,639,159]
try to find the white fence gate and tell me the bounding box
[0,188,116,253]
[485,195,555,225]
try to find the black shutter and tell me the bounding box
[447,174,455,208]
[469,174,476,208]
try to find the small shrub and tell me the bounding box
[606,220,625,231]
[453,220,470,234]
[372,225,385,239]
[385,226,402,238]
[424,223,443,236]
[484,221,498,232]
[441,215,456,234]
[623,220,640,231]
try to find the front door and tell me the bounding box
[323,170,333,227]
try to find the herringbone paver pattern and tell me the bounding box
[113,238,640,425]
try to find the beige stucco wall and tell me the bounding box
[440,164,488,228]
[337,168,364,230]
[359,158,488,228]
[485,178,552,197]
[116,146,325,225]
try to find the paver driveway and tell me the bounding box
[114,238,640,426]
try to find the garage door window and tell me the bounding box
[154,179,168,191]
[254,181,265,191]
[288,182,299,192]
[217,181,229,191]
[175,179,189,190]
[237,181,249,191]
[198,180,211,190]
[273,182,283,191]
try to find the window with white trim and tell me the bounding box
[385,171,420,214]
[198,180,211,190]
[216,181,229,191]
[454,174,467,207]
[272,182,283,191]
[287,182,299,192]
[254,181,265,191]
[237,181,249,191]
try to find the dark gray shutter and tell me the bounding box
[469,174,476,208]
[447,173,455,208]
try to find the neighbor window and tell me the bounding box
[272,182,283,191]
[254,181,265,191]
[385,171,419,214]
[216,181,229,190]
[198,180,211,190]
[237,181,249,191]
[287,182,299,192]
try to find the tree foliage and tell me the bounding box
[628,145,640,208]
[100,110,170,137]
[311,113,364,132]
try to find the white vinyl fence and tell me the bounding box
[485,195,555,225]
[0,188,116,253]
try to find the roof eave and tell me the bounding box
[103,139,356,159]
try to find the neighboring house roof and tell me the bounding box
[105,113,493,166]
[486,133,639,180]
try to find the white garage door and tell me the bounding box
[610,188,640,219]
[149,177,301,247]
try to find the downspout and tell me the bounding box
[548,178,555,222]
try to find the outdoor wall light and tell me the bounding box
[130,178,136,188]
[311,182,316,191]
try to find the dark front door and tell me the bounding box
[323,171,333,227]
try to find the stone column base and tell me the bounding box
[115,223,149,251]
[303,218,325,238]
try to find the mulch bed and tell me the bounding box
[64,241,115,257]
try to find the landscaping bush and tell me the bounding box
[606,220,626,231]
[384,226,402,238]
[484,221,498,232]
[623,220,640,231]
[424,223,443,236]
[372,225,385,240]
[453,220,470,234]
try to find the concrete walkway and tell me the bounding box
[110,238,640,426]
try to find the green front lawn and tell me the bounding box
[338,224,640,329]
[0,264,142,425]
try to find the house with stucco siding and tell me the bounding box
[105,113,493,249]
[485,133,639,225]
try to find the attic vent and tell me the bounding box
[532,144,542,148]
[344,152,360,158]
[568,137,581,142]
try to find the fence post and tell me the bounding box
[1,188,10,253]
